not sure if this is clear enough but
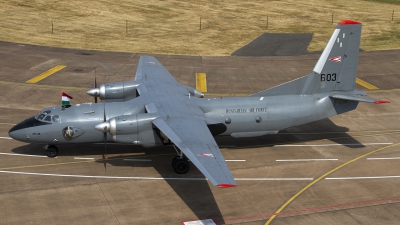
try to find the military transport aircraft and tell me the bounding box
[9,20,388,188]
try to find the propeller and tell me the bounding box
[94,72,98,103]
[94,103,108,170]
[102,103,107,170]
[87,66,99,103]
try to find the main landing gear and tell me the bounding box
[172,145,190,174]
[44,145,58,158]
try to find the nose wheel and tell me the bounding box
[172,145,190,174]
[44,145,58,158]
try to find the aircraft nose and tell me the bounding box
[8,120,26,141]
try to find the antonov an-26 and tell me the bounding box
[9,20,388,188]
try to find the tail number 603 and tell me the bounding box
[321,73,337,81]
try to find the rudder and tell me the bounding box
[252,20,362,97]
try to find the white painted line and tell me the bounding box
[123,159,152,162]
[0,152,47,158]
[274,143,393,147]
[225,160,246,162]
[276,159,338,162]
[367,157,400,160]
[235,178,313,181]
[0,170,313,181]
[182,219,217,225]
[326,176,400,180]
[0,137,12,139]
[74,157,95,160]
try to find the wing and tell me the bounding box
[135,55,179,85]
[152,117,236,188]
[136,56,236,187]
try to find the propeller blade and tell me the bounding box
[94,67,98,103]
[103,103,106,122]
[102,103,107,170]
[102,126,107,171]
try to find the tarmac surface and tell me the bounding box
[0,41,400,225]
[231,33,314,56]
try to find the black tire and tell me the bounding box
[46,145,58,158]
[171,156,180,166]
[172,158,190,174]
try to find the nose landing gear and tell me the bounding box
[44,145,58,158]
[172,145,190,174]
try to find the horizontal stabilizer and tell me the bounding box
[330,94,390,104]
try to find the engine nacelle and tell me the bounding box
[108,113,163,147]
[87,81,139,102]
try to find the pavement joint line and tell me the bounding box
[1,79,400,95]
[326,176,400,180]
[0,170,314,181]
[123,158,152,161]
[356,78,379,90]
[274,143,393,147]
[0,153,176,171]
[26,65,67,84]
[264,141,400,225]
[227,130,400,149]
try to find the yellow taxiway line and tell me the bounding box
[264,141,400,224]
[26,65,66,84]
[356,78,379,90]
[195,73,207,93]
[0,80,86,91]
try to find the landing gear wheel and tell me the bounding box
[172,156,180,166]
[46,145,58,158]
[172,157,190,174]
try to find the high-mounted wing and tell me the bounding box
[135,56,178,85]
[152,117,236,188]
[135,55,236,188]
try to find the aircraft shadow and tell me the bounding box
[215,118,364,149]
[103,147,226,223]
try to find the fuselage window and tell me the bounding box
[52,115,60,123]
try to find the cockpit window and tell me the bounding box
[37,113,47,121]
[52,115,60,123]
[43,116,52,122]
[35,110,56,123]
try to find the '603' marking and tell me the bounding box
[321,73,337,81]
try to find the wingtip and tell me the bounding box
[216,184,236,188]
[338,20,361,25]
[374,100,390,104]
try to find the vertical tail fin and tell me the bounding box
[252,20,362,97]
[313,20,362,93]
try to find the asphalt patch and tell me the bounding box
[231,33,315,56]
